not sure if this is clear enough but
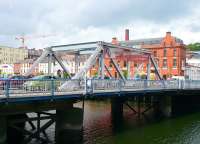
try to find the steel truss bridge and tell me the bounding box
[0,41,198,103]
[1,41,200,144]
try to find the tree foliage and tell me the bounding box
[187,43,200,51]
[122,70,128,78]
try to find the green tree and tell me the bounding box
[187,43,200,51]
[122,70,128,78]
[63,72,70,78]
[38,71,44,75]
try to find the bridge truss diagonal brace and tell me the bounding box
[104,64,112,78]
[24,48,72,77]
[107,48,126,82]
[24,50,50,76]
[149,55,162,80]
[147,55,151,80]
[72,42,103,80]
[52,52,71,78]
[59,42,103,90]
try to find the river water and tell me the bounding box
[31,100,200,144]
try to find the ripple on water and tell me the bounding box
[25,101,200,144]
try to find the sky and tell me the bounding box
[0,0,200,48]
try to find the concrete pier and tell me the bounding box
[111,97,124,124]
[56,107,83,144]
[171,91,200,116]
[158,95,172,117]
[0,116,6,144]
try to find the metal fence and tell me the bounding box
[0,79,200,99]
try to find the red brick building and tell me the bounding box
[120,31,186,78]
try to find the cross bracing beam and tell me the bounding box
[24,50,50,76]
[24,49,71,77]
[52,53,71,78]
[150,55,162,80]
[110,57,126,81]
[70,42,103,80]
[48,41,98,52]
[104,64,112,78]
[106,48,126,81]
[59,42,104,90]
[48,41,151,55]
[102,42,151,54]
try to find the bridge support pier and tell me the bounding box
[171,93,200,116]
[0,116,7,144]
[56,106,83,144]
[156,95,172,117]
[111,97,124,124]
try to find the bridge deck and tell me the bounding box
[0,79,199,104]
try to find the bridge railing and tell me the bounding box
[88,79,180,93]
[89,79,120,93]
[122,80,166,90]
[183,80,200,89]
[1,79,200,99]
[0,79,86,99]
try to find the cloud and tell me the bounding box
[0,0,199,48]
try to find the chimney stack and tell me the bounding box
[112,37,118,45]
[166,31,171,37]
[125,29,129,41]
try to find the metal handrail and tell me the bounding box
[0,79,199,99]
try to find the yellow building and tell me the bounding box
[0,46,28,64]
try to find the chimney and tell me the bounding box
[112,37,118,45]
[125,29,129,41]
[166,31,171,37]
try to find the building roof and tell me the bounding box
[15,58,36,64]
[0,46,16,49]
[28,48,43,56]
[120,37,183,47]
[15,57,51,64]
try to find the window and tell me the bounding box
[115,72,118,78]
[134,63,137,67]
[156,59,159,66]
[182,60,185,67]
[163,59,167,68]
[154,51,157,57]
[173,59,177,68]
[173,49,177,57]
[117,60,120,66]
[124,61,127,67]
[163,48,167,57]
[109,60,112,67]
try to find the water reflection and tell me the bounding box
[29,100,200,144]
[81,100,200,144]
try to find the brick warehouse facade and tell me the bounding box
[120,31,186,78]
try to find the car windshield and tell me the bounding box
[10,76,26,79]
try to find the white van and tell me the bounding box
[171,76,185,80]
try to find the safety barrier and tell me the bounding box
[0,79,199,99]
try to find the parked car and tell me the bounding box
[23,75,61,91]
[171,76,185,80]
[0,75,27,90]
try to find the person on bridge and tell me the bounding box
[57,69,62,78]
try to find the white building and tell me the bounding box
[185,52,200,80]
[0,64,14,75]
[14,54,87,76]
